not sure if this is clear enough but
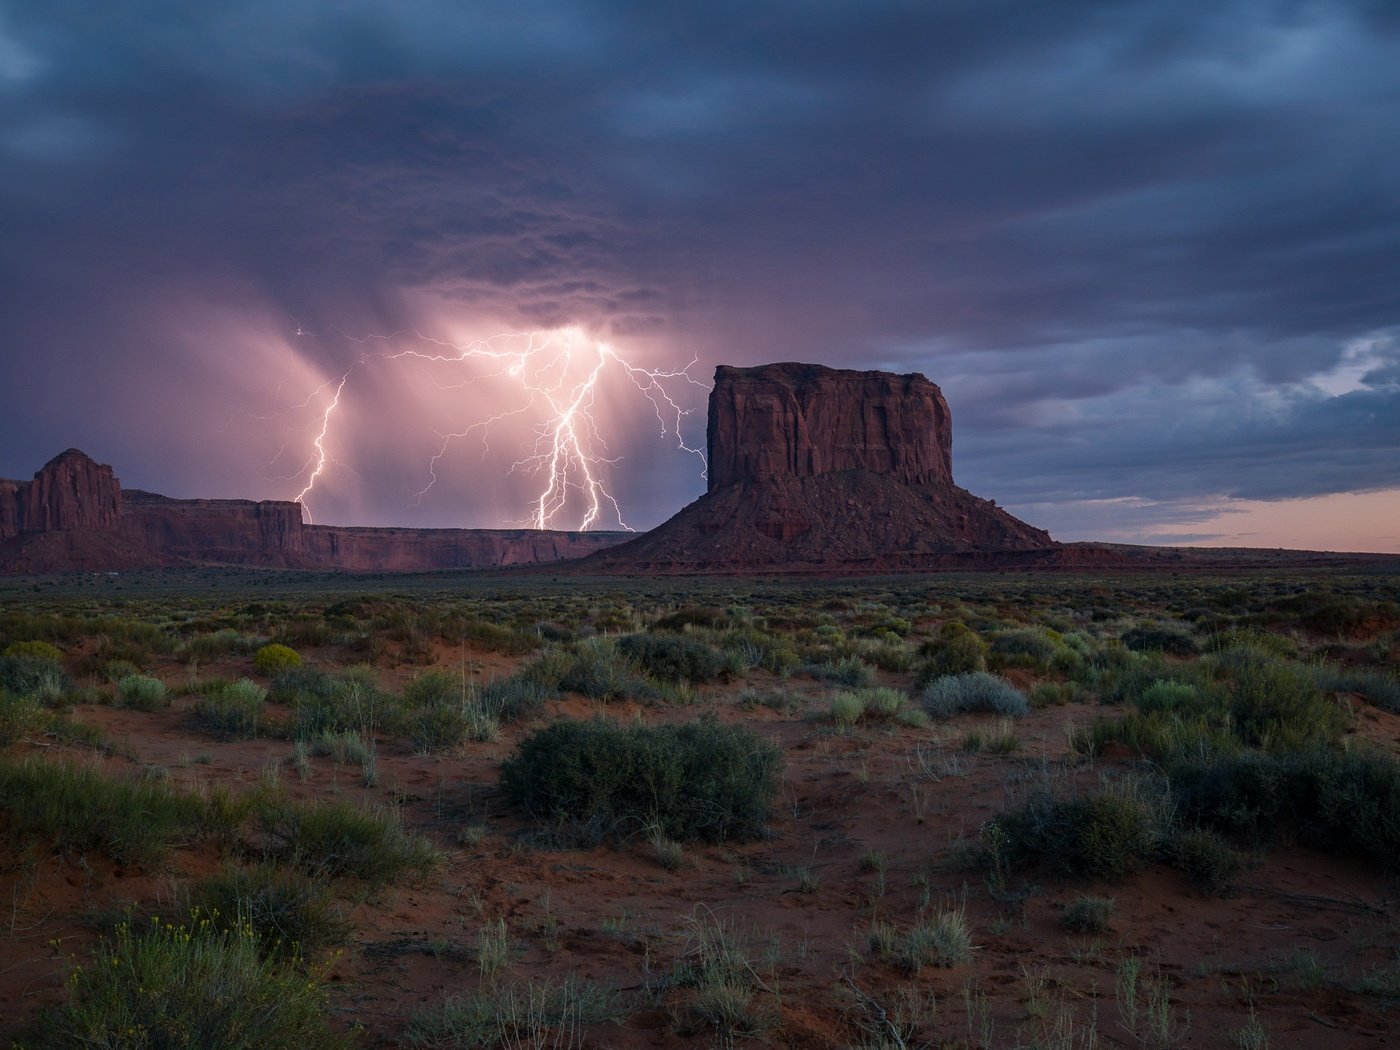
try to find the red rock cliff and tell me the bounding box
[707,363,953,490]
[0,449,122,538]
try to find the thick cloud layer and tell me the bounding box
[2,2,1397,544]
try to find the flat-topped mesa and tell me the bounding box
[707,363,953,491]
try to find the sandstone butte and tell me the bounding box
[580,362,1057,573]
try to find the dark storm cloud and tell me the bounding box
[1,1,1398,537]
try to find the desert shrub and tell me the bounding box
[0,757,208,865]
[189,678,267,739]
[117,673,169,711]
[556,638,651,700]
[254,643,302,675]
[616,632,723,683]
[3,639,64,663]
[1121,624,1199,656]
[1136,679,1209,717]
[892,906,971,972]
[288,671,404,739]
[1170,828,1242,894]
[458,618,538,656]
[183,864,349,960]
[0,653,71,703]
[401,669,462,708]
[0,690,45,747]
[989,628,1062,669]
[405,977,619,1049]
[653,606,729,632]
[1061,895,1115,933]
[1078,710,1241,765]
[1315,666,1400,714]
[185,628,263,661]
[500,717,781,843]
[829,686,912,727]
[269,665,337,705]
[807,656,875,687]
[922,672,1029,719]
[256,797,441,883]
[36,917,350,1050]
[1216,650,1346,751]
[479,675,553,721]
[1172,748,1400,867]
[983,779,1168,881]
[963,718,1019,754]
[1029,681,1081,707]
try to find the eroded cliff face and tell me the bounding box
[0,449,122,539]
[707,363,953,491]
[585,362,1054,573]
[1,450,630,572]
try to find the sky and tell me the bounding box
[2,1,1398,550]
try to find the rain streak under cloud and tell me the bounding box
[1,1,1398,549]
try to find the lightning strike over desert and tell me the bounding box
[284,327,707,530]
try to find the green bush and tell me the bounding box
[37,916,351,1050]
[289,672,404,739]
[556,639,651,700]
[1121,625,1199,656]
[256,797,441,884]
[616,632,723,683]
[254,643,302,675]
[922,672,1029,719]
[0,653,71,703]
[1170,828,1242,894]
[1172,748,1400,868]
[829,686,913,727]
[0,689,45,747]
[183,864,349,960]
[405,977,619,1049]
[989,628,1062,669]
[807,656,875,687]
[118,673,169,711]
[189,679,267,739]
[983,780,1167,881]
[0,757,209,865]
[1061,895,1115,933]
[500,718,781,843]
[3,639,64,663]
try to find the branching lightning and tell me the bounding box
[277,327,707,530]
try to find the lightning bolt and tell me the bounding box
[279,327,706,530]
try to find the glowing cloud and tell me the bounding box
[282,327,706,530]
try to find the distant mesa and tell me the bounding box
[0,450,627,574]
[582,362,1056,573]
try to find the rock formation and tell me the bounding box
[0,450,628,573]
[0,449,122,538]
[584,362,1055,572]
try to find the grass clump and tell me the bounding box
[0,653,70,705]
[183,863,350,960]
[0,757,208,865]
[922,672,1029,720]
[1170,828,1243,894]
[917,622,989,679]
[189,678,267,739]
[554,638,651,700]
[117,673,169,711]
[807,656,876,687]
[406,977,618,1049]
[1061,895,1115,933]
[895,906,972,971]
[983,778,1168,882]
[616,632,723,683]
[829,686,916,727]
[257,796,442,884]
[253,643,302,675]
[500,717,781,843]
[36,915,351,1049]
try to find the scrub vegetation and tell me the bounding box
[0,566,1397,1046]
